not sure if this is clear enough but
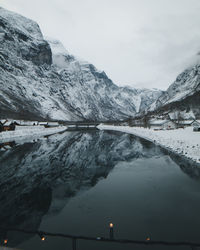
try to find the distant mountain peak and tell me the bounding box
[149,64,200,119]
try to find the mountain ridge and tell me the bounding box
[0,7,162,121]
[149,64,200,119]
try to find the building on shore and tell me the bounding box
[47,122,59,127]
[149,119,177,130]
[193,120,200,132]
[0,120,18,131]
[177,120,195,127]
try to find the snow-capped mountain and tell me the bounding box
[0,7,161,121]
[149,64,200,119]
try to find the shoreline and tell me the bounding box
[98,125,200,166]
[0,126,68,143]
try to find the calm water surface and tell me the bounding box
[0,130,200,250]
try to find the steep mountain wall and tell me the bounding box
[149,64,200,119]
[0,8,161,121]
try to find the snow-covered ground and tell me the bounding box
[98,125,200,164]
[0,126,67,143]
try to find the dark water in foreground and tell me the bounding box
[0,130,200,250]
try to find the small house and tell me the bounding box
[149,119,177,130]
[178,120,195,127]
[47,122,59,127]
[39,122,48,126]
[192,120,200,132]
[19,120,39,126]
[2,120,17,131]
[162,120,177,130]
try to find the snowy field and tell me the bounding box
[0,126,67,143]
[98,125,200,165]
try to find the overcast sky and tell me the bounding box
[1,0,200,89]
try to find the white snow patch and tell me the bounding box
[15,125,45,131]
[0,126,67,143]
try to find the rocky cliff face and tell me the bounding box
[149,64,200,119]
[0,8,161,121]
[0,8,83,121]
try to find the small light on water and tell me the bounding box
[41,236,46,241]
[38,232,46,241]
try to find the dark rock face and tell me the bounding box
[21,40,52,66]
[0,7,161,121]
[149,64,200,119]
[0,9,52,66]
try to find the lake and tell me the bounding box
[0,130,200,250]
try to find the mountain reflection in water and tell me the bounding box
[0,130,199,249]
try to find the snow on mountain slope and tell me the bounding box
[0,8,161,121]
[150,64,200,118]
[108,85,162,115]
[0,8,83,121]
[48,39,163,119]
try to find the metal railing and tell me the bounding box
[0,226,199,250]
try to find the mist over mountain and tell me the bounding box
[0,7,161,121]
